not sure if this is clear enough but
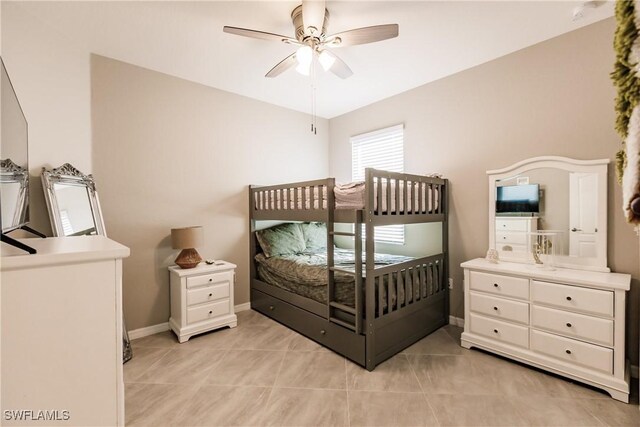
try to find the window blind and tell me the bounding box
[351,124,404,244]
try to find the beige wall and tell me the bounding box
[1,2,92,235]
[91,55,329,330]
[328,18,640,364]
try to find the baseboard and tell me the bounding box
[128,322,169,340]
[128,302,252,340]
[235,302,251,312]
[449,315,465,327]
[632,364,639,379]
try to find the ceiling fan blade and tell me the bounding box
[326,24,399,47]
[302,0,326,36]
[223,26,298,44]
[326,51,353,79]
[265,53,298,78]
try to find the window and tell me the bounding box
[351,124,404,244]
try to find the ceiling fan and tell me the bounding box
[223,0,399,79]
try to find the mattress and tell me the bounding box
[253,179,441,212]
[255,248,414,308]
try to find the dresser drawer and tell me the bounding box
[496,219,529,232]
[187,299,230,324]
[496,232,528,245]
[530,329,613,374]
[469,313,529,348]
[469,271,529,300]
[531,280,613,317]
[186,271,232,289]
[469,291,529,325]
[498,243,528,253]
[530,305,613,347]
[187,283,230,306]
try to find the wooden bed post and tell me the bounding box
[249,185,257,309]
[326,178,335,320]
[442,179,450,323]
[365,168,376,370]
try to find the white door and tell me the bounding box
[569,172,598,257]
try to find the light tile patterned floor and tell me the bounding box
[126,310,640,426]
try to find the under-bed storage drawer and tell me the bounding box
[469,313,528,348]
[530,329,613,374]
[186,271,232,289]
[251,289,366,366]
[531,280,613,317]
[469,271,529,300]
[469,291,529,324]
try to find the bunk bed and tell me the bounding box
[249,168,449,370]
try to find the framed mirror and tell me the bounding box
[1,158,29,232]
[41,163,106,237]
[488,156,609,272]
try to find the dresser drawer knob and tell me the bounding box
[566,296,572,301]
[566,323,572,328]
[209,278,213,282]
[493,306,498,311]
[565,349,572,355]
[209,293,213,297]
[493,329,498,334]
[269,305,275,311]
[493,283,499,288]
[208,310,213,315]
[320,330,326,335]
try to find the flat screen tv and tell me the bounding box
[496,184,540,214]
[1,57,39,253]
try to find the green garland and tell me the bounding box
[611,0,640,182]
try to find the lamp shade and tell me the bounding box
[171,226,204,250]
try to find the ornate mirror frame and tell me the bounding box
[41,163,106,237]
[1,158,29,232]
[488,156,609,272]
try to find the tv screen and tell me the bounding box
[496,184,539,214]
[1,57,30,233]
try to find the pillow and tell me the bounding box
[299,222,327,251]
[256,223,306,258]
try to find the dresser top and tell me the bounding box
[461,258,631,291]
[169,260,236,277]
[1,236,130,271]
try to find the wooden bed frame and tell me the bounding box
[249,168,449,370]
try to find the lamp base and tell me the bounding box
[175,248,202,269]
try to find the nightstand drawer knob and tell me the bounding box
[566,323,572,328]
[209,278,213,282]
[493,283,499,288]
[493,329,498,334]
[493,306,498,311]
[269,305,275,311]
[565,349,572,355]
[209,293,213,297]
[320,330,326,335]
[566,296,572,301]
[208,310,213,315]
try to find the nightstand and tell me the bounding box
[168,261,237,343]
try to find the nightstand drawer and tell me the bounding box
[470,291,529,324]
[469,313,529,348]
[469,271,529,300]
[530,329,612,374]
[186,271,232,289]
[187,299,230,324]
[531,305,613,347]
[531,280,613,317]
[187,283,230,306]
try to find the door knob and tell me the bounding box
[571,228,582,232]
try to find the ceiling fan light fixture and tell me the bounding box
[318,50,336,71]
[295,61,311,76]
[296,45,313,65]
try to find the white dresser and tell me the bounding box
[1,236,130,425]
[461,258,631,402]
[169,261,237,343]
[495,217,538,254]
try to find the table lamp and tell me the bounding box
[171,226,204,269]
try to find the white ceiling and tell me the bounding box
[9,1,614,118]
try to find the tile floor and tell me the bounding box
[126,310,640,426]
